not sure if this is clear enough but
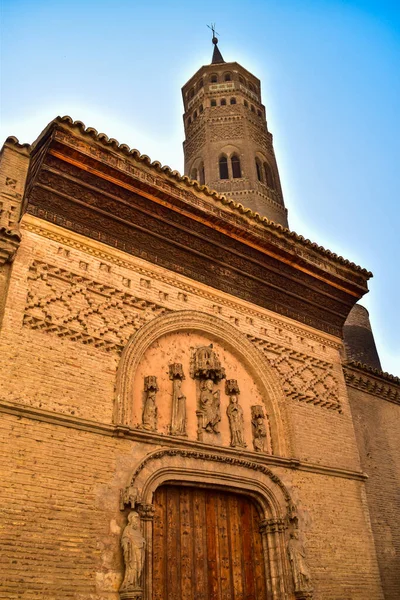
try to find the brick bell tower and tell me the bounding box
[182,34,289,228]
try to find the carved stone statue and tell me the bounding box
[141,376,158,431]
[199,378,221,434]
[251,405,269,453]
[288,531,313,595]
[191,345,225,441]
[120,511,146,595]
[226,379,246,448]
[169,363,187,436]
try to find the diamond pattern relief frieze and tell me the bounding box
[23,260,169,352]
[248,335,341,411]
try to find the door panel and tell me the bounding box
[153,485,268,599]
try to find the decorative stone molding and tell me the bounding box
[344,362,400,405]
[249,334,342,412]
[122,447,295,513]
[137,504,155,521]
[22,259,168,352]
[119,446,299,600]
[115,310,291,457]
[0,227,21,264]
[21,215,343,351]
[259,517,287,533]
[0,397,368,481]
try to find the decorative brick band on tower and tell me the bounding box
[343,304,382,370]
[182,38,289,227]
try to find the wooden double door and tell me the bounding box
[152,485,268,599]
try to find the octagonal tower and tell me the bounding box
[182,37,288,227]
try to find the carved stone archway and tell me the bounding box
[115,310,291,457]
[120,448,304,600]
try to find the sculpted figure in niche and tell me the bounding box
[251,405,270,453]
[199,378,221,434]
[288,531,313,595]
[141,376,158,431]
[120,511,146,594]
[191,345,225,441]
[226,379,246,448]
[169,363,187,436]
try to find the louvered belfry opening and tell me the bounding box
[152,485,269,599]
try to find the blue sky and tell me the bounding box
[1,0,399,374]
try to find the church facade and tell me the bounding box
[0,39,399,600]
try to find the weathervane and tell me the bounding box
[207,23,220,44]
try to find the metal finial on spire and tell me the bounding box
[207,23,220,45]
[207,23,225,64]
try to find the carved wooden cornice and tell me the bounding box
[343,362,400,405]
[21,116,372,336]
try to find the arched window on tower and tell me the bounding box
[221,98,227,106]
[219,156,229,179]
[193,110,198,120]
[239,76,245,85]
[198,78,204,89]
[264,162,275,189]
[244,100,249,108]
[191,167,198,181]
[199,163,205,185]
[211,74,218,83]
[224,73,232,81]
[199,104,204,113]
[211,99,217,107]
[255,158,263,182]
[231,155,242,178]
[189,88,195,99]
[250,105,255,113]
[230,97,236,105]
[249,82,255,93]
[188,116,192,125]
[257,109,262,117]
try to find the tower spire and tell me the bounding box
[207,23,225,64]
[182,33,288,227]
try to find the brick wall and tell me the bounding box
[348,386,400,599]
[0,217,387,598]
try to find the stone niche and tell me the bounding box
[132,330,273,452]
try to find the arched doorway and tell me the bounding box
[152,484,268,599]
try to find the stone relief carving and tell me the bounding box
[209,121,244,142]
[288,531,313,599]
[198,378,221,438]
[249,335,341,412]
[141,376,158,431]
[225,379,246,448]
[23,260,168,353]
[191,345,225,442]
[251,405,270,453]
[120,511,146,600]
[169,363,187,436]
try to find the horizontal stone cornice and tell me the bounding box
[344,362,400,405]
[0,398,367,482]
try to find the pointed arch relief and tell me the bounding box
[115,311,291,457]
[119,449,308,600]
